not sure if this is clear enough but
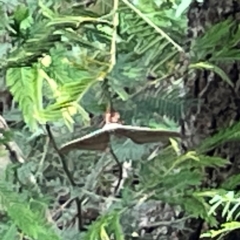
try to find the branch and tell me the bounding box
[45,124,83,230]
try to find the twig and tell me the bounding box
[45,124,75,186]
[99,0,120,118]
[109,146,123,195]
[35,136,49,178]
[45,124,83,231]
[52,197,76,220]
[139,216,190,229]
[121,0,184,52]
[107,0,119,73]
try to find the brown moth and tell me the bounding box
[59,123,181,154]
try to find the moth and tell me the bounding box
[59,122,181,153]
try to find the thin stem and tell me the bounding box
[107,0,119,73]
[45,124,83,231]
[109,146,123,195]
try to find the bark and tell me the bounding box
[181,0,240,239]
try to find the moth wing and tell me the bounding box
[114,125,181,144]
[59,129,110,153]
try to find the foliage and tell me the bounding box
[0,0,240,240]
[200,191,240,238]
[0,178,59,240]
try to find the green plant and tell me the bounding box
[1,0,240,240]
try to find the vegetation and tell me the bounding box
[0,0,240,239]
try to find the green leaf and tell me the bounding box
[2,224,17,240]
[0,181,60,240]
[201,221,240,238]
[222,174,240,190]
[175,0,192,17]
[189,62,234,87]
[38,0,55,19]
[6,66,42,131]
[14,4,29,23]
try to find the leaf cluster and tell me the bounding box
[2,0,240,240]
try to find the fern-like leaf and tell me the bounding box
[6,66,41,131]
